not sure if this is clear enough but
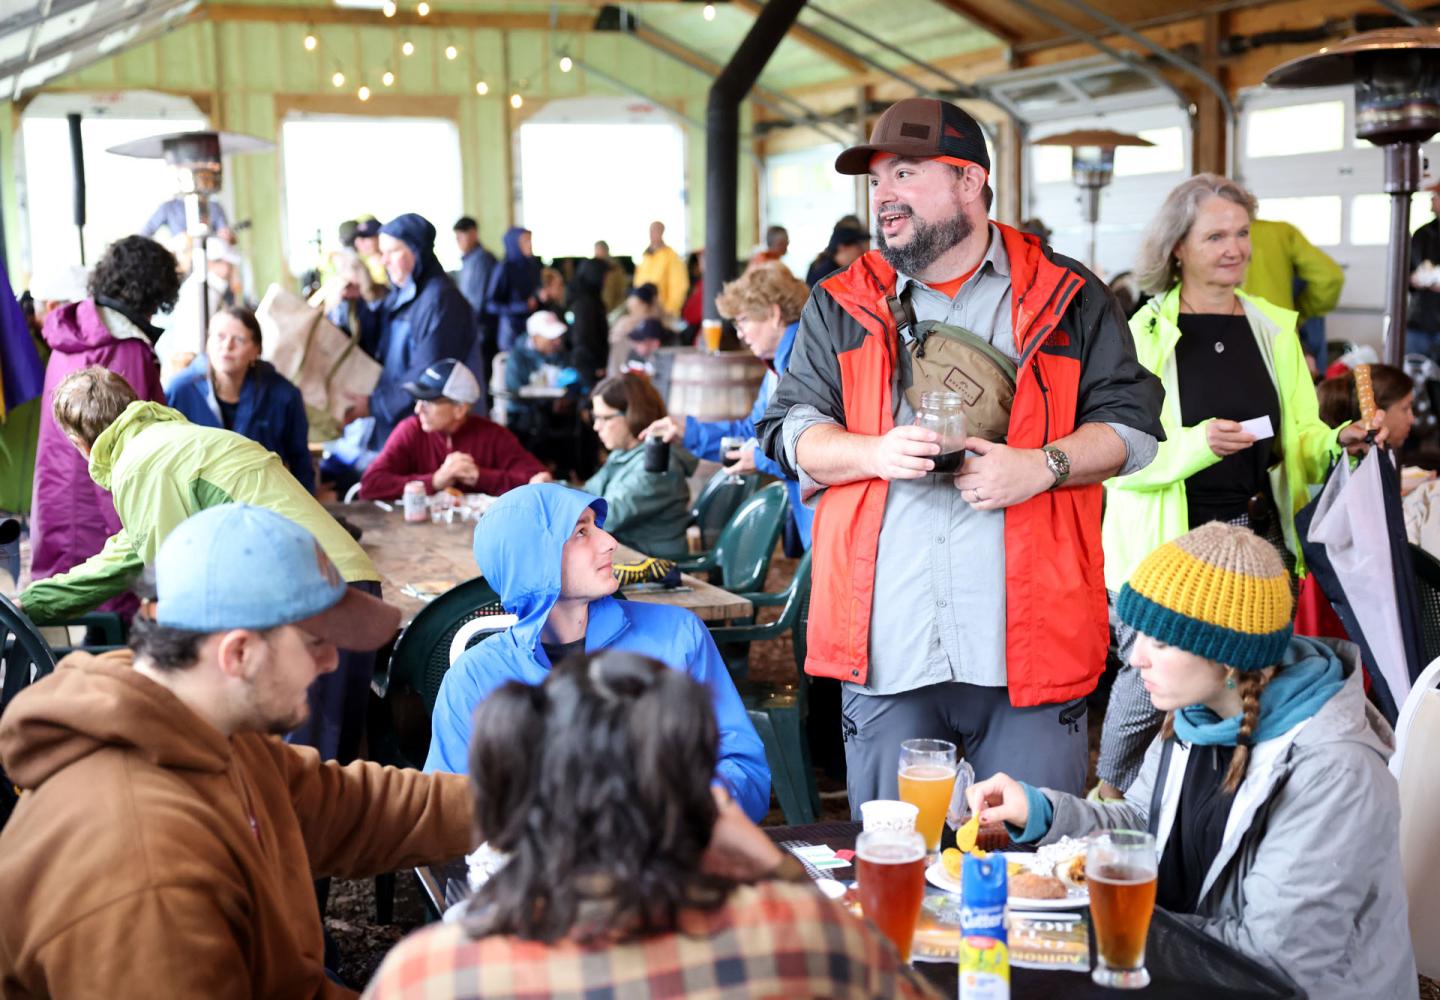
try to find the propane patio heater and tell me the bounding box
[107,130,272,346]
[1266,28,1440,367]
[1033,128,1153,272]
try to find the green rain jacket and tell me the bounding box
[1101,286,1343,592]
[21,402,377,623]
[581,442,699,560]
[1240,219,1345,325]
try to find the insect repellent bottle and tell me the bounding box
[959,852,1010,999]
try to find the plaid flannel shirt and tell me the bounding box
[362,879,942,999]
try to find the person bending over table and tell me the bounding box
[584,373,697,560]
[0,505,471,999]
[169,305,314,494]
[423,483,770,822]
[18,367,381,764]
[359,357,550,501]
[967,522,1416,1000]
[370,650,937,1000]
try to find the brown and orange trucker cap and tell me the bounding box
[835,98,990,176]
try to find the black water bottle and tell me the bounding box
[644,435,670,473]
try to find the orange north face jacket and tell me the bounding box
[758,224,1163,707]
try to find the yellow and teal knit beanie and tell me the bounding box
[1116,522,1293,671]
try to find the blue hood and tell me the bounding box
[501,226,530,261]
[381,212,442,284]
[472,483,608,652]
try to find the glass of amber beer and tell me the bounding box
[855,829,928,963]
[1087,830,1159,989]
[897,739,958,860]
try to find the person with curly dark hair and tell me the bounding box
[29,235,178,623]
[367,650,940,1000]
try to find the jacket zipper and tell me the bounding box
[1030,358,1051,444]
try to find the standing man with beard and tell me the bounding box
[757,99,1164,809]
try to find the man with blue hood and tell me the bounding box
[360,213,480,451]
[424,482,772,822]
[484,227,542,354]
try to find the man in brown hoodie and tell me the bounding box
[0,504,473,998]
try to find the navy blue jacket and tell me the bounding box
[484,227,541,352]
[368,266,477,449]
[456,245,497,319]
[168,359,315,493]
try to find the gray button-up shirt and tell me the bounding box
[781,225,1156,698]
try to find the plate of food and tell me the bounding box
[926,837,1089,909]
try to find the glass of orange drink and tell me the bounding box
[897,738,958,859]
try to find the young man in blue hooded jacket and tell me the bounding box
[424,483,772,822]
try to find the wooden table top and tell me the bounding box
[326,501,752,625]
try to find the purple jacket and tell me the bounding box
[29,300,165,618]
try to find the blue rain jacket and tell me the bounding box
[424,483,771,821]
[682,321,812,549]
[484,227,541,353]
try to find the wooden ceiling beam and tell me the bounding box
[928,0,1023,46]
[632,25,793,109]
[202,3,593,32]
[730,0,869,75]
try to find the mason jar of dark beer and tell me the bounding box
[913,391,968,474]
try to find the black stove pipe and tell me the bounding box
[704,0,807,324]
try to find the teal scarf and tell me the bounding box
[1173,636,1346,747]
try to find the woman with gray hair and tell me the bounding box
[1094,173,1385,799]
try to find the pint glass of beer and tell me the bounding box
[1087,830,1158,989]
[701,318,723,354]
[897,739,958,858]
[855,829,928,964]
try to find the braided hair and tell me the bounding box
[1158,667,1274,793]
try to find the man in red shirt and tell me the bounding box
[359,358,551,500]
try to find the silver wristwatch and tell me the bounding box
[1042,445,1071,488]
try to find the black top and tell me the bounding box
[540,637,586,667]
[1157,742,1238,914]
[1411,218,1440,334]
[217,397,239,432]
[1175,313,1279,527]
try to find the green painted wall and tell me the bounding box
[5,17,760,292]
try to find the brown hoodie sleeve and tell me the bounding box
[264,740,474,879]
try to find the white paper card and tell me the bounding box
[1239,415,1274,440]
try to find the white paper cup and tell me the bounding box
[860,798,919,833]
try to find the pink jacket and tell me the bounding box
[29,300,164,618]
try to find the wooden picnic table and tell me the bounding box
[325,500,752,624]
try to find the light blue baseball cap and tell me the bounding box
[154,504,400,650]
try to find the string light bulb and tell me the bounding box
[475,80,489,95]
[382,70,395,87]
[332,70,346,87]
[445,44,458,60]
[358,85,371,101]
[303,32,317,51]
[382,0,396,14]
[510,93,523,109]
[559,55,573,72]
[401,40,415,56]
[703,3,716,19]
[417,1,430,14]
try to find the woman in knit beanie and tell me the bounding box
[968,522,1416,999]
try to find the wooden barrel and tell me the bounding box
[662,348,767,422]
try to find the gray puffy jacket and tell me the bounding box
[1039,639,1417,999]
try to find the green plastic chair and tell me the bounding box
[707,551,818,824]
[372,576,509,766]
[371,577,509,923]
[690,470,760,551]
[2,595,58,831]
[677,482,788,597]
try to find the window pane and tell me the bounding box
[281,117,463,273]
[1350,192,1434,245]
[1114,126,1184,177]
[1031,144,1072,184]
[1256,195,1342,246]
[1245,101,1345,158]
